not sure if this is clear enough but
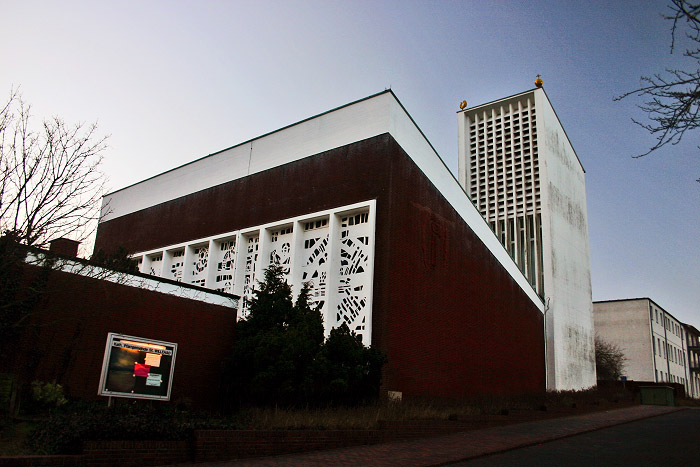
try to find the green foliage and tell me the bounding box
[313,324,386,406]
[26,401,241,454]
[225,266,324,405]
[224,265,385,408]
[31,380,68,408]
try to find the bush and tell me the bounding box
[26,401,241,454]
[313,324,386,406]
[595,336,626,381]
[31,380,68,408]
[223,265,385,408]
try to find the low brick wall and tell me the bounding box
[0,441,190,467]
[193,419,516,462]
[0,455,83,466]
[195,429,387,462]
[0,419,519,466]
[82,440,191,466]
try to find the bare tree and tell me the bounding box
[616,0,700,181]
[0,89,108,248]
[595,336,627,381]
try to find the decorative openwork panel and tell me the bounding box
[169,249,185,282]
[131,201,375,343]
[338,211,371,343]
[213,238,236,294]
[241,235,259,318]
[190,245,209,287]
[302,218,329,312]
[269,226,293,283]
[148,254,163,276]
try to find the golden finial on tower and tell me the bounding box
[535,74,543,88]
[459,100,467,110]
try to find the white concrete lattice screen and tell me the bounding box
[132,201,376,346]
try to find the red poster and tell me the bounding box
[134,363,151,377]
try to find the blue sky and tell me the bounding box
[1,1,698,324]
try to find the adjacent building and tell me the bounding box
[94,90,547,399]
[683,324,700,398]
[594,298,692,395]
[457,86,595,390]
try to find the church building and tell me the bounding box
[94,90,546,398]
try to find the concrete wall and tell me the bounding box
[593,299,654,381]
[535,88,596,390]
[684,326,700,398]
[649,301,687,385]
[594,298,691,391]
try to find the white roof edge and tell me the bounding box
[386,95,544,311]
[24,251,239,308]
[100,91,394,222]
[101,90,543,311]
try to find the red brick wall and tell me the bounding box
[378,141,545,397]
[2,265,236,409]
[95,134,545,398]
[83,440,191,466]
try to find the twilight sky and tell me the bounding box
[1,1,698,325]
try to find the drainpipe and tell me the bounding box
[663,312,671,382]
[543,297,550,390]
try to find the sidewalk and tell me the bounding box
[196,405,683,466]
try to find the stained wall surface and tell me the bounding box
[593,299,654,381]
[1,263,237,409]
[96,134,545,398]
[594,298,691,392]
[535,89,595,390]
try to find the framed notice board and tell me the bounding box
[98,333,178,401]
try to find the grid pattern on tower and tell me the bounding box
[467,97,540,218]
[464,95,544,296]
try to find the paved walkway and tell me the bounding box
[197,405,684,466]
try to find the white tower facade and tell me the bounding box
[458,87,596,390]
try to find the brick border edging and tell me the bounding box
[0,441,191,467]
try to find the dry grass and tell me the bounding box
[234,388,636,430]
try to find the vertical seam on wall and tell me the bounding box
[247,141,253,175]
